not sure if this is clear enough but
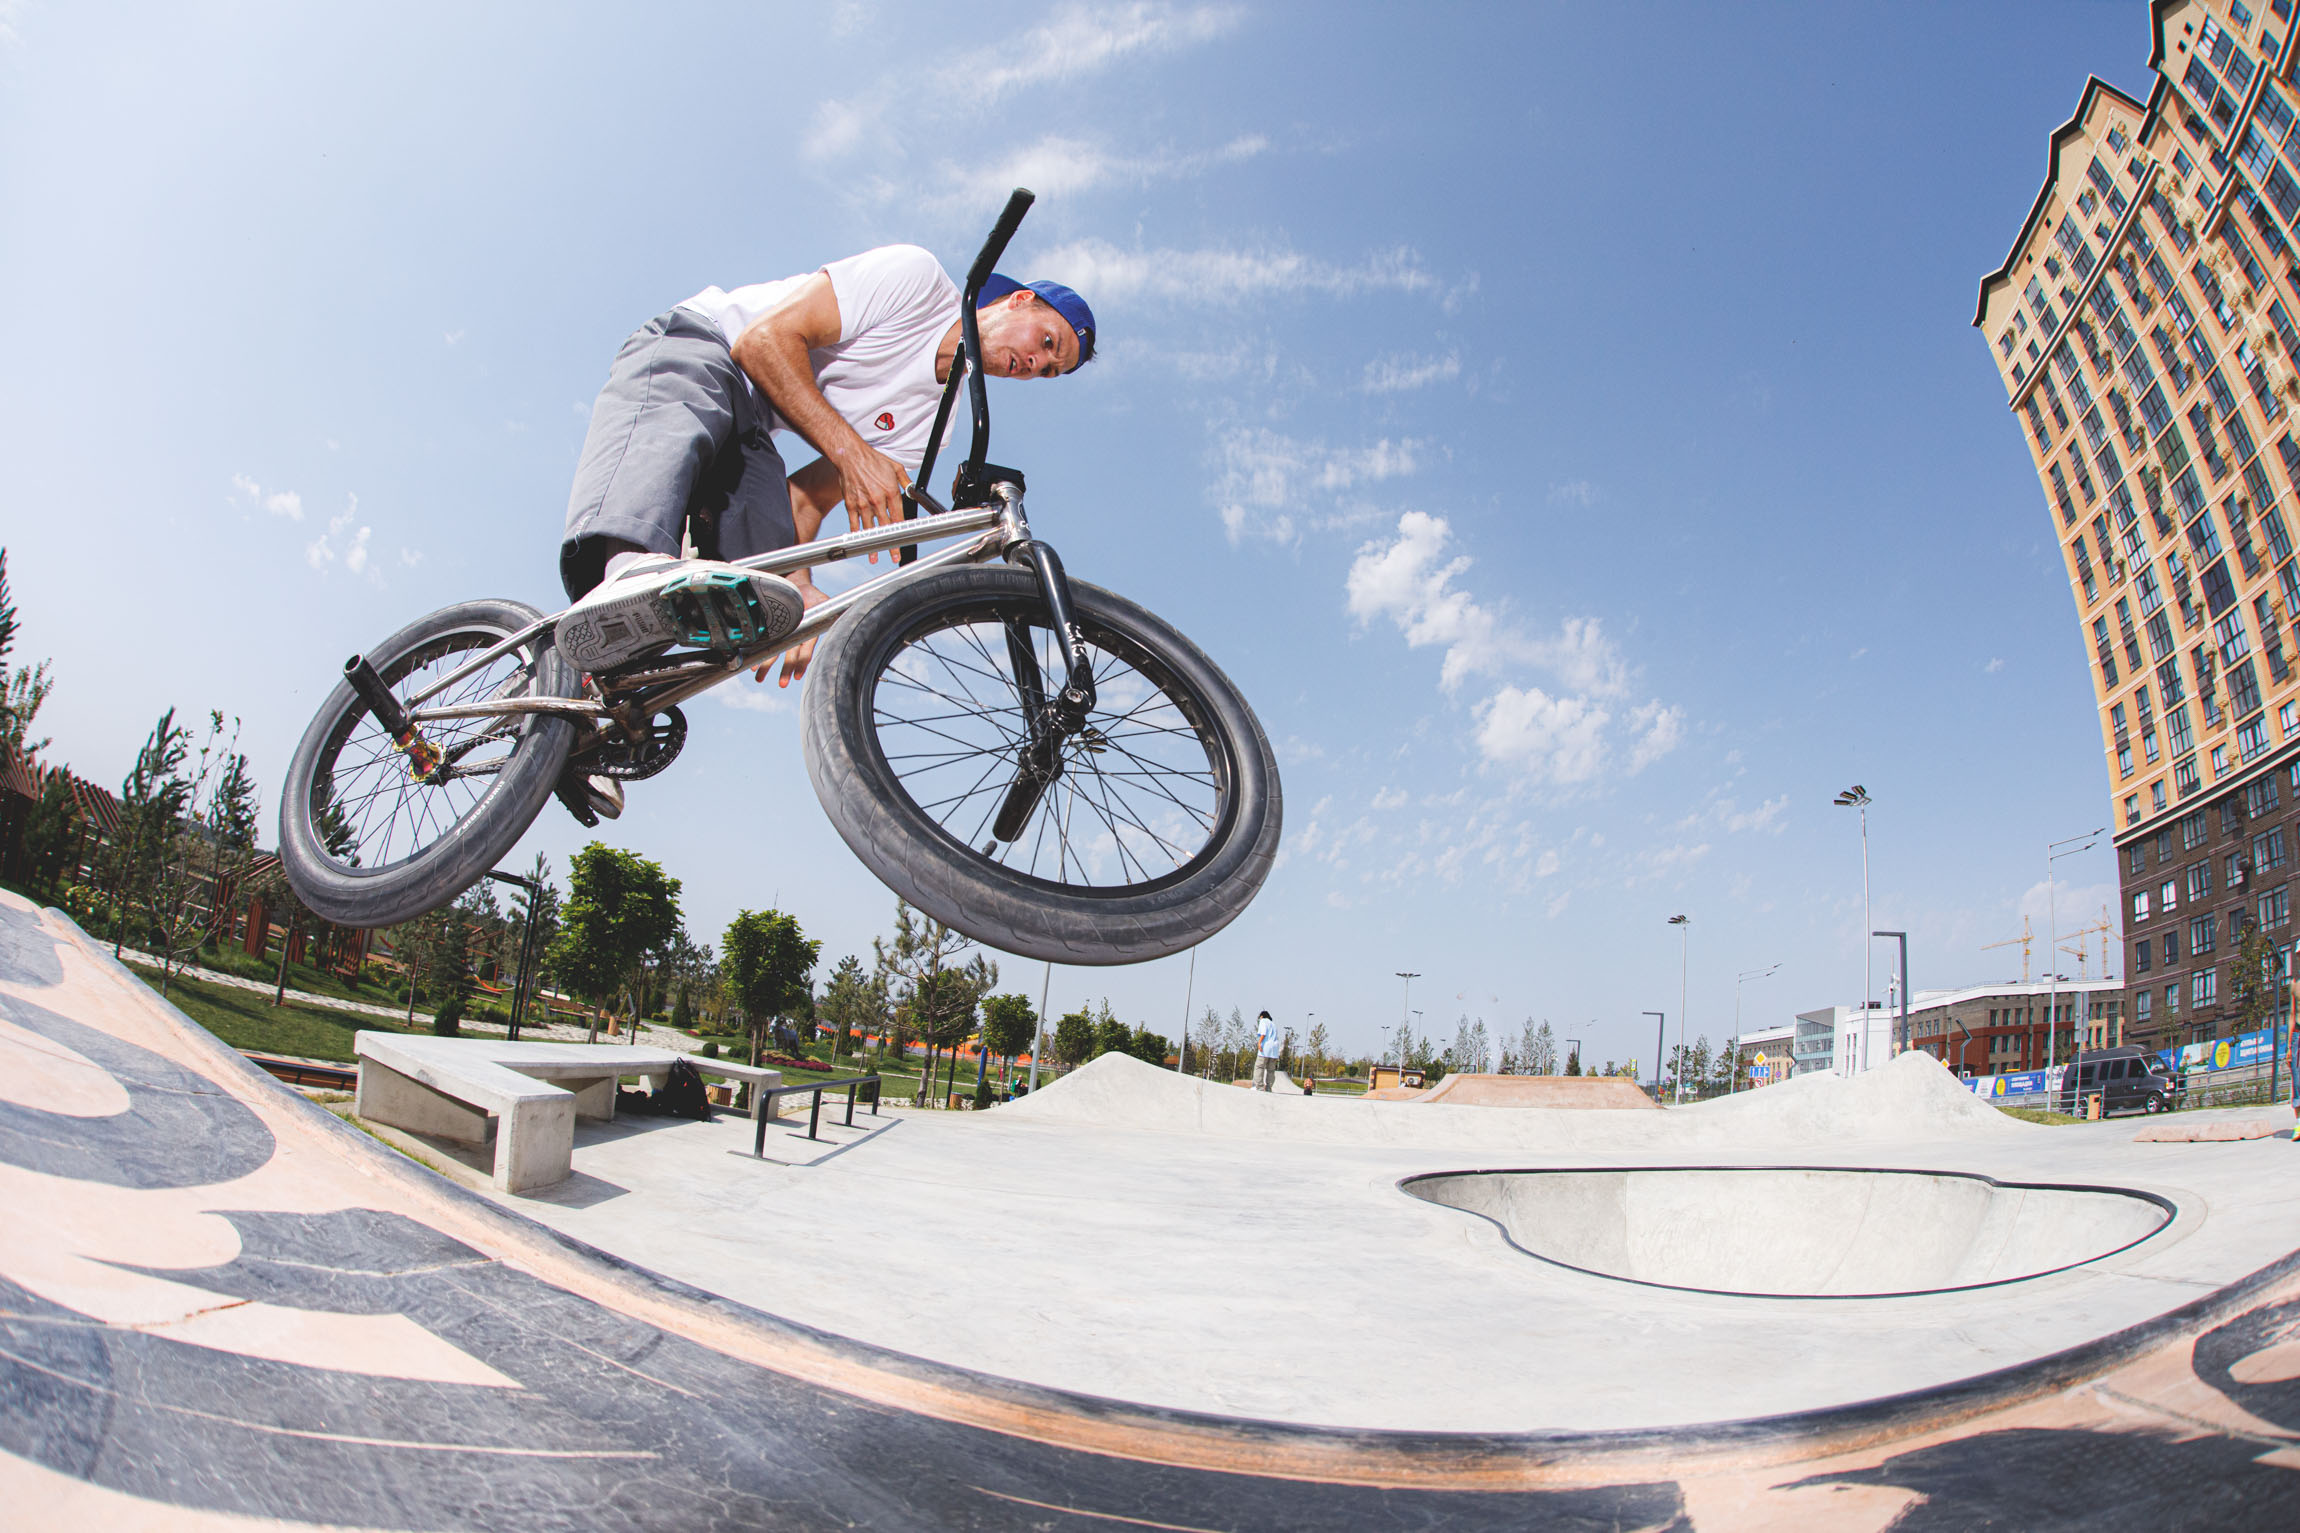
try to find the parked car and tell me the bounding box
[2054,1046,2178,1117]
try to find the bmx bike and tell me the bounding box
[277,190,1281,966]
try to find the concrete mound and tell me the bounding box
[995,1049,2023,1148]
[1414,1073,1657,1109]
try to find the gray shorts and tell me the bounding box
[559,309,797,600]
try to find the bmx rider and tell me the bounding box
[554,244,1096,819]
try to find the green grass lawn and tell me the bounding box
[126,963,427,1062]
[171,942,402,1008]
[1996,1105,2080,1125]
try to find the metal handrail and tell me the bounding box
[749,1074,882,1156]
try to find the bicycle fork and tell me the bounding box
[989,536,1098,845]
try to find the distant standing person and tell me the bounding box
[1253,1010,1281,1091]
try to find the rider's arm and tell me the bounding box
[729,274,910,532]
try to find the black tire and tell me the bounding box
[280,598,576,930]
[802,566,1280,965]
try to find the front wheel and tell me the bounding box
[280,598,577,930]
[802,566,1281,965]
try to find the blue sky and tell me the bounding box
[0,1,2153,1068]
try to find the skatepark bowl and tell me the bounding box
[1402,1166,2175,1297]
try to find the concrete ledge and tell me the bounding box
[354,1033,686,1192]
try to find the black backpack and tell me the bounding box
[651,1056,715,1121]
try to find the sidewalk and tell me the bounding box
[117,948,697,1052]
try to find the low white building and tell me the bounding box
[1797,979,2127,1078]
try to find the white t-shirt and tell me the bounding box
[676,244,960,475]
[1256,1014,1282,1058]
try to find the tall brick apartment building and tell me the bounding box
[1978,0,2300,1056]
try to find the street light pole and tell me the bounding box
[1668,915,1689,1104]
[1394,972,1420,1068]
[1835,786,1872,1073]
[1175,946,1196,1073]
[2046,829,2102,1093]
[1733,963,1780,1093]
[1644,1010,1666,1102]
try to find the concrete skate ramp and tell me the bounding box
[1405,1167,2172,1297]
[1413,1073,1658,1109]
[12,888,2300,1528]
[999,1050,2024,1148]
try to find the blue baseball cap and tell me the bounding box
[978,273,1097,368]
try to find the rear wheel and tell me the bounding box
[279,599,576,929]
[802,566,1280,965]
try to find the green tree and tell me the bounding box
[1127,1025,1171,1066]
[20,769,78,896]
[979,992,1037,1087]
[816,954,885,1060]
[2231,919,2283,1038]
[105,709,192,957]
[265,779,356,1006]
[549,842,682,1043]
[872,899,988,1091]
[0,549,54,763]
[1302,1020,1331,1080]
[146,715,261,995]
[1052,1007,1095,1071]
[423,897,478,1035]
[504,852,562,1030]
[909,961,991,1101]
[722,908,819,1067]
[1090,999,1131,1061]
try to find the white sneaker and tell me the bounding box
[555,555,805,674]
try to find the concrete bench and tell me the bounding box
[355,1034,692,1193]
[686,1059,789,1117]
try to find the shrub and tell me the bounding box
[701,1040,720,1059]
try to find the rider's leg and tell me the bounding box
[560,309,746,601]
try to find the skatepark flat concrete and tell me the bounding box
[10,887,2300,1529]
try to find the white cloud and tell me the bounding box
[1626,701,1684,773]
[805,3,1240,164]
[1534,849,1561,878]
[1213,428,1420,544]
[1473,686,1609,785]
[1984,657,2006,673]
[305,496,375,580]
[230,473,303,521]
[937,132,1267,212]
[1361,350,1460,393]
[716,683,790,714]
[1345,512,1627,695]
[1546,478,1598,507]
[399,547,425,569]
[1723,794,1788,834]
[1039,238,1438,306]
[1371,786,1408,810]
[444,329,466,346]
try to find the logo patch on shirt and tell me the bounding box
[874,412,895,431]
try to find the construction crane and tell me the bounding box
[1982,916,2033,983]
[2057,906,2117,981]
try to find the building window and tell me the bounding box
[2163,878,2182,912]
[2127,792,2143,825]
[2178,756,2203,795]
[2134,889,2153,922]
[2194,969,2218,1007]
[2119,745,2134,775]
[2262,885,2292,928]
[2154,780,2170,811]
[2137,988,2154,1022]
[2191,913,2218,954]
[2137,937,2154,972]
[2283,701,2298,736]
[2166,927,2182,962]
[2167,983,2182,1016]
[2241,714,2273,761]
[2189,862,2214,901]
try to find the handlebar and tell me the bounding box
[966,188,1036,299]
[911,188,1034,556]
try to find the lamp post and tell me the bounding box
[1394,972,1420,1068]
[1668,915,1690,1104]
[1834,785,1872,1073]
[1644,1010,1666,1101]
[1733,963,1780,1093]
[2045,829,2101,1093]
[1872,931,1908,1059]
[1175,947,1196,1073]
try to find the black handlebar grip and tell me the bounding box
[964,188,1036,296]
